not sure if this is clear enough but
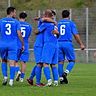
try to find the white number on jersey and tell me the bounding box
[5,24,11,35]
[60,25,66,35]
[21,27,26,37]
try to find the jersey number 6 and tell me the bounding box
[60,25,66,35]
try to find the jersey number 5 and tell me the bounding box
[21,27,26,37]
[60,25,66,35]
[5,24,11,35]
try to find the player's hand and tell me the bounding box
[80,44,85,50]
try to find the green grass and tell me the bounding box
[0,63,96,96]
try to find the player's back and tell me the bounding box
[17,21,32,49]
[20,21,32,43]
[0,17,20,42]
[43,22,57,44]
[58,19,78,42]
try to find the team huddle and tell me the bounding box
[0,7,85,87]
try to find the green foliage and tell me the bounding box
[11,0,95,10]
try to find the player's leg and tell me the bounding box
[15,49,22,81]
[58,43,65,82]
[15,62,21,81]
[27,46,43,86]
[51,47,59,86]
[0,50,8,85]
[62,42,75,84]
[19,53,28,82]
[9,60,16,86]
[27,65,36,85]
[1,59,8,85]
[42,44,55,86]
[8,45,18,86]
[64,43,75,73]
[20,61,26,82]
[35,63,44,86]
[43,63,52,86]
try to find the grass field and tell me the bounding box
[0,63,96,96]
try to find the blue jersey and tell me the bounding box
[18,21,32,49]
[0,17,20,42]
[34,19,44,47]
[38,22,57,44]
[58,19,78,42]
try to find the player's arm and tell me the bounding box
[71,22,85,50]
[73,34,85,50]
[34,23,46,35]
[17,30,24,51]
[34,17,57,25]
[42,17,57,25]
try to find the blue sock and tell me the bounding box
[58,63,64,77]
[1,62,7,77]
[52,66,58,81]
[66,62,75,72]
[29,65,37,80]
[35,66,42,84]
[20,73,25,79]
[10,66,15,80]
[43,66,51,80]
[15,66,20,73]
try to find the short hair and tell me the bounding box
[44,9,53,17]
[7,7,16,15]
[19,12,27,19]
[51,10,56,16]
[62,10,70,18]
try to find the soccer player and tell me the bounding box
[27,10,57,86]
[0,7,24,86]
[37,9,59,86]
[58,10,85,84]
[15,12,32,82]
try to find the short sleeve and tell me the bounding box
[71,21,78,35]
[38,23,47,32]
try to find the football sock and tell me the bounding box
[52,66,58,81]
[58,63,64,77]
[35,66,42,84]
[15,66,20,73]
[44,66,51,80]
[66,62,75,73]
[29,65,37,80]
[20,73,25,79]
[10,66,15,80]
[1,62,7,77]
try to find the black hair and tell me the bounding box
[51,10,56,16]
[62,10,70,18]
[7,7,16,15]
[19,12,27,19]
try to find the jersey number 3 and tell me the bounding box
[60,25,66,35]
[5,24,11,35]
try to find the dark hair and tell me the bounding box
[62,10,70,18]
[51,10,56,16]
[7,7,16,15]
[19,12,27,19]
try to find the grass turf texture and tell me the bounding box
[0,63,96,96]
